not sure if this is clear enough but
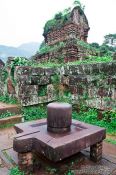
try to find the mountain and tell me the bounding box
[18,42,39,55]
[0,42,40,62]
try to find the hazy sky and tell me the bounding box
[0,0,116,47]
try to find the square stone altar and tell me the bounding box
[13,103,106,173]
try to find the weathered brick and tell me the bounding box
[61,76,69,85]
[31,76,50,85]
[31,67,44,75]
[18,75,31,85]
[18,85,38,96]
[69,75,87,85]
[20,95,39,106]
[45,68,57,75]
[15,66,32,76]
[47,84,57,101]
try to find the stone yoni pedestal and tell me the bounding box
[13,102,106,174]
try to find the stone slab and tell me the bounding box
[0,167,9,175]
[0,127,115,175]
[0,127,16,151]
[0,102,21,115]
[0,115,22,125]
[13,119,106,162]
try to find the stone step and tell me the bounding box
[0,115,22,126]
[0,102,21,115]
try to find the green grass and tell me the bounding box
[30,56,114,68]
[0,94,18,104]
[67,56,113,65]
[0,104,115,141]
[66,170,75,175]
[22,105,116,135]
[9,166,25,175]
[0,111,16,119]
[22,105,47,121]
[105,138,116,145]
[72,108,116,135]
[0,123,15,129]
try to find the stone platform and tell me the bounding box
[13,119,106,162]
[0,127,116,175]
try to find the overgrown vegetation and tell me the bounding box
[38,37,115,61]
[39,41,65,54]
[0,111,16,119]
[21,104,116,135]
[0,94,18,104]
[9,57,29,84]
[0,123,14,129]
[22,105,47,121]
[72,108,116,134]
[43,0,85,35]
[105,138,116,145]
[38,86,47,96]
[9,166,25,175]
[30,56,113,68]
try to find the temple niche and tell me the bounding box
[33,6,96,63]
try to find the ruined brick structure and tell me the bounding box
[1,61,116,111]
[33,6,94,63]
[44,7,90,45]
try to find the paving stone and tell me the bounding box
[0,157,2,165]
[0,125,116,175]
[0,167,9,175]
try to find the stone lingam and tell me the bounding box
[13,102,106,173]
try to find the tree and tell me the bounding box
[90,42,100,49]
[104,34,116,46]
[55,12,63,20]
[63,7,71,15]
[99,44,113,56]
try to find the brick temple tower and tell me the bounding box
[44,6,90,45]
[33,6,91,63]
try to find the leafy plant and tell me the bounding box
[38,86,47,97]
[51,75,60,84]
[72,108,116,134]
[73,0,85,11]
[9,57,29,82]
[55,12,63,20]
[0,94,18,104]
[0,111,16,119]
[9,166,25,175]
[65,170,75,175]
[22,105,47,121]
[38,41,66,55]
[0,68,8,82]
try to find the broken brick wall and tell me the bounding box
[2,61,116,110]
[14,66,60,106]
[61,62,116,111]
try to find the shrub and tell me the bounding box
[9,166,25,175]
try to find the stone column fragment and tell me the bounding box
[90,141,103,162]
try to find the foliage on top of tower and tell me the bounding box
[43,1,86,36]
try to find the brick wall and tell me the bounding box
[1,61,116,110]
[61,62,116,111]
[14,66,59,106]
